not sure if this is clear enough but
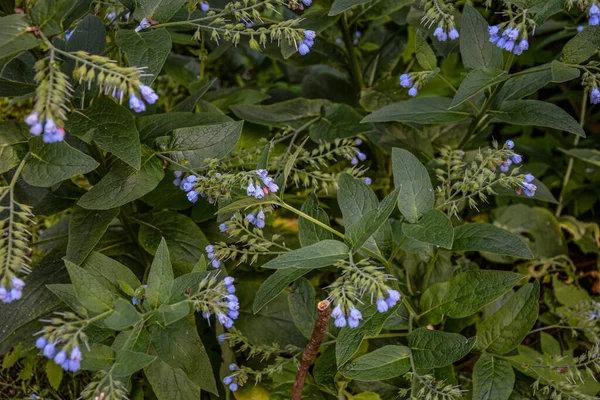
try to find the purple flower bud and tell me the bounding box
[357,152,367,161]
[54,351,67,365]
[202,310,211,319]
[25,112,38,126]
[334,316,347,328]
[408,87,418,97]
[376,298,389,313]
[246,213,256,224]
[44,119,56,134]
[206,245,214,253]
[256,219,265,229]
[503,40,515,52]
[246,182,256,197]
[36,336,47,349]
[590,88,600,104]
[224,277,234,286]
[267,182,279,193]
[351,157,359,165]
[219,223,228,232]
[227,285,236,294]
[489,34,500,45]
[523,182,537,197]
[331,304,343,319]
[305,30,316,40]
[434,25,445,41]
[135,18,152,32]
[496,37,507,48]
[30,123,43,136]
[70,347,82,361]
[67,359,80,372]
[449,28,459,40]
[139,85,159,104]
[212,259,221,268]
[512,154,522,164]
[299,43,310,55]
[507,27,519,40]
[364,177,372,185]
[229,383,238,392]
[218,333,226,342]
[525,173,534,183]
[9,288,21,301]
[488,25,500,36]
[513,45,523,55]
[591,3,600,15]
[182,181,194,192]
[257,210,265,220]
[187,175,198,183]
[223,376,233,384]
[506,140,514,149]
[132,297,139,305]
[387,289,401,302]
[519,38,529,51]
[11,277,24,290]
[229,363,237,371]
[200,2,210,12]
[349,307,362,320]
[591,15,600,26]
[348,317,360,328]
[500,162,510,173]
[253,186,265,199]
[129,95,146,113]
[43,343,56,358]
[355,138,363,145]
[187,191,199,203]
[173,178,181,186]
[207,252,214,260]
[578,25,585,32]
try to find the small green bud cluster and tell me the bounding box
[80,371,129,400]
[399,372,466,399]
[187,272,239,329]
[556,300,600,342]
[31,58,72,135]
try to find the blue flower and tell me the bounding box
[246,213,256,224]
[506,140,514,149]
[71,347,82,362]
[497,37,507,48]
[434,25,447,41]
[500,161,511,173]
[187,191,199,203]
[348,317,360,328]
[54,351,67,365]
[218,333,226,342]
[357,152,367,161]
[0,286,9,303]
[522,182,537,197]
[503,40,515,52]
[506,27,519,40]
[223,376,233,384]
[229,383,238,392]
[349,307,362,321]
[355,138,363,145]
[253,185,265,199]
[43,127,66,143]
[212,259,221,268]
[489,35,500,45]
[206,245,214,253]
[30,123,42,136]
[12,277,24,290]
[376,298,388,313]
[217,312,234,328]
[334,316,347,328]
[364,177,372,185]
[591,88,600,104]
[488,25,500,36]
[246,182,256,197]
[399,74,413,88]
[25,112,38,126]
[224,276,234,286]
[299,43,310,55]
[351,157,359,165]
[519,38,529,51]
[331,304,343,318]
[43,343,56,358]
[513,45,523,55]
[525,173,535,183]
[303,39,314,47]
[408,87,418,97]
[591,3,600,15]
[301,0,312,5]
[226,285,236,294]
[511,154,522,164]
[591,15,600,26]
[65,29,73,40]
[135,18,152,32]
[200,2,210,11]
[387,289,401,303]
[129,95,146,113]
[229,363,237,371]
[219,223,228,232]
[132,297,140,305]
[578,25,585,32]
[173,178,182,186]
[449,28,459,40]
[305,30,316,40]
[139,85,159,104]
[182,181,194,192]
[35,337,47,349]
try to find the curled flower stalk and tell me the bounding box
[186,273,240,329]
[420,0,459,41]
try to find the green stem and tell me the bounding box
[438,74,480,113]
[556,91,587,217]
[340,13,364,89]
[422,250,439,293]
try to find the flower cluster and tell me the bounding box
[0,277,25,304]
[135,18,153,32]
[246,210,266,229]
[25,113,66,143]
[223,363,241,392]
[502,140,537,197]
[590,3,600,26]
[127,84,159,113]
[488,25,530,55]
[433,25,459,41]
[328,259,399,328]
[131,284,147,306]
[190,275,238,329]
[246,169,279,199]
[398,71,432,98]
[349,139,368,165]
[591,87,600,105]
[298,30,316,56]
[206,244,223,268]
[35,312,88,373]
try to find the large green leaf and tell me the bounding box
[104,298,142,331]
[113,350,155,377]
[65,14,106,56]
[551,60,580,83]
[419,270,524,325]
[137,112,232,142]
[472,353,515,400]
[149,317,217,394]
[78,147,164,210]
[559,148,600,167]
[452,223,533,259]
[137,211,209,266]
[340,345,410,381]
[230,98,330,129]
[132,0,186,23]
[288,278,316,340]
[253,268,309,313]
[408,328,476,369]
[262,240,348,269]
[490,100,585,138]
[81,252,141,292]
[402,209,453,249]
[415,33,437,70]
[145,238,174,310]
[451,68,508,108]
[81,344,115,371]
[459,5,503,70]
[562,26,600,64]
[161,121,243,169]
[0,122,31,174]
[145,358,200,400]
[65,260,115,314]
[329,0,370,15]
[31,0,86,35]
[66,206,119,265]
[22,137,98,187]
[66,97,141,169]
[116,28,171,84]
[476,282,540,355]
[298,194,334,247]
[308,104,370,142]
[0,14,39,63]
[362,98,471,124]
[392,148,434,223]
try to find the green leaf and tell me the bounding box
[136,111,232,142]
[253,268,309,313]
[145,238,174,310]
[65,14,106,56]
[0,14,39,63]
[116,28,171,84]
[169,271,211,303]
[65,97,141,169]
[132,0,186,23]
[22,137,98,187]
[299,194,334,247]
[308,104,370,142]
[419,270,524,325]
[31,0,84,35]
[161,121,243,169]
[113,350,156,377]
[559,148,600,167]
[452,223,534,259]
[329,0,370,15]
[551,60,581,83]
[336,305,396,366]
[552,275,591,307]
[288,278,316,340]
[65,260,115,314]
[345,188,399,251]
[362,98,471,124]
[459,5,503,70]
[149,317,217,394]
[171,78,216,112]
[230,98,330,129]
[408,328,476,369]
[153,302,191,326]
[81,252,141,292]
[45,360,63,391]
[78,147,164,210]
[104,298,141,330]
[562,26,600,64]
[0,122,30,173]
[262,240,348,269]
[476,282,540,354]
[216,194,279,215]
[314,345,337,394]
[495,65,553,103]
[145,358,200,400]
[472,353,515,400]
[450,68,508,108]
[66,206,119,265]
[340,345,410,381]
[415,33,437,70]
[81,343,115,371]
[402,209,454,249]
[490,100,585,137]
[138,211,209,266]
[392,148,434,223]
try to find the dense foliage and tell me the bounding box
[1,0,600,399]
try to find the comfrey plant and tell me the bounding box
[2,0,600,399]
